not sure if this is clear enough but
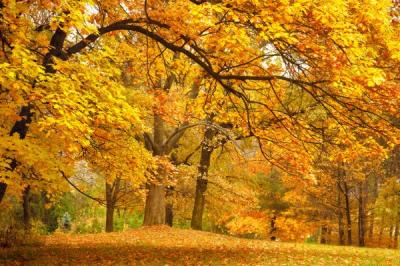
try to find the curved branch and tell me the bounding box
[60,170,105,205]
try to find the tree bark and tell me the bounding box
[191,126,216,230]
[143,115,167,226]
[165,203,173,226]
[165,186,174,227]
[338,182,345,245]
[344,182,352,245]
[105,182,114,232]
[191,179,208,230]
[22,186,31,231]
[105,178,120,232]
[358,182,366,247]
[143,183,166,225]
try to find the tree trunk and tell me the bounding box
[344,182,352,245]
[165,186,174,227]
[143,183,166,225]
[378,216,384,244]
[191,179,208,230]
[338,195,345,245]
[191,126,216,230]
[270,215,277,241]
[394,217,399,249]
[0,105,34,204]
[105,205,114,233]
[369,175,378,240]
[143,114,167,226]
[338,183,345,245]
[358,182,366,247]
[165,203,173,226]
[23,186,31,231]
[105,178,120,232]
[320,226,328,244]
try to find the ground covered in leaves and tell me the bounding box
[1,226,399,265]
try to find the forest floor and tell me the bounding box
[0,226,399,265]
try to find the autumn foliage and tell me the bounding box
[1,0,400,264]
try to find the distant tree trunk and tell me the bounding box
[165,186,174,227]
[389,225,394,248]
[358,182,366,247]
[338,182,345,245]
[320,226,328,244]
[394,217,399,249]
[369,175,378,240]
[378,216,384,244]
[191,126,216,230]
[344,182,352,245]
[270,215,277,241]
[23,186,31,231]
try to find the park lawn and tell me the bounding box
[0,226,399,265]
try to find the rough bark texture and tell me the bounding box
[191,126,216,230]
[143,115,167,226]
[143,183,166,225]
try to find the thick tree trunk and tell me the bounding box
[143,114,167,226]
[105,205,114,233]
[23,186,31,231]
[191,126,216,230]
[344,182,352,245]
[143,183,166,225]
[191,179,208,230]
